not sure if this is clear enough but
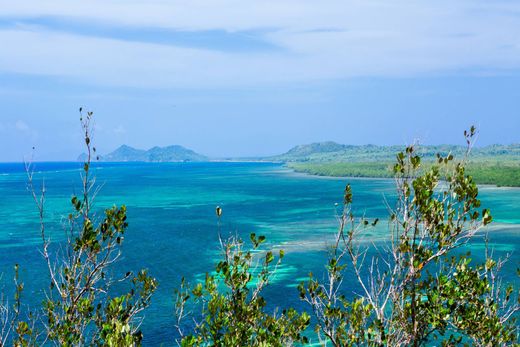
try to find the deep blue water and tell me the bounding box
[0,162,518,345]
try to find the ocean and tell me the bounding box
[0,162,518,345]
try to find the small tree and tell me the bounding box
[23,109,157,346]
[0,265,39,346]
[175,207,310,346]
[298,127,519,346]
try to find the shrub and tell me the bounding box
[174,208,310,346]
[2,109,158,346]
[298,127,519,346]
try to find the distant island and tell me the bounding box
[79,144,208,162]
[83,142,520,187]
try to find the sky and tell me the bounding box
[1,1,520,161]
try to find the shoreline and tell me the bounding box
[286,164,520,189]
[284,167,394,182]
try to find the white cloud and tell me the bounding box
[114,125,126,135]
[0,1,519,87]
[15,120,30,132]
[13,120,39,142]
[2,0,518,33]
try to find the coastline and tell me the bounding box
[285,163,520,189]
[284,167,394,182]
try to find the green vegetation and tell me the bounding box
[1,110,158,346]
[277,140,520,187]
[1,113,518,346]
[289,161,520,187]
[272,141,520,163]
[175,229,309,346]
[467,162,520,187]
[298,128,519,345]
[288,162,395,178]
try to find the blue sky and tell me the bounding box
[1,1,520,161]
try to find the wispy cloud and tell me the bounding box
[15,120,30,132]
[114,125,126,135]
[12,120,39,142]
[0,1,519,88]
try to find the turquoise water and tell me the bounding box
[0,162,518,345]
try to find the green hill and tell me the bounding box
[271,142,520,163]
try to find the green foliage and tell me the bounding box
[42,202,157,346]
[275,141,520,164]
[38,110,158,346]
[7,108,158,346]
[289,161,520,187]
[288,162,394,178]
[0,264,38,346]
[95,269,157,346]
[176,209,309,346]
[283,134,520,187]
[466,162,520,187]
[299,128,519,346]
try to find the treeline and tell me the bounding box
[289,161,520,187]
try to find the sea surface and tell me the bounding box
[0,162,518,345]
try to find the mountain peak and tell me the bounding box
[284,141,346,157]
[117,144,137,150]
[100,144,207,162]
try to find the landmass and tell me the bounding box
[81,142,520,187]
[274,142,520,187]
[79,144,208,162]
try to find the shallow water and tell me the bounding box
[0,162,518,345]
